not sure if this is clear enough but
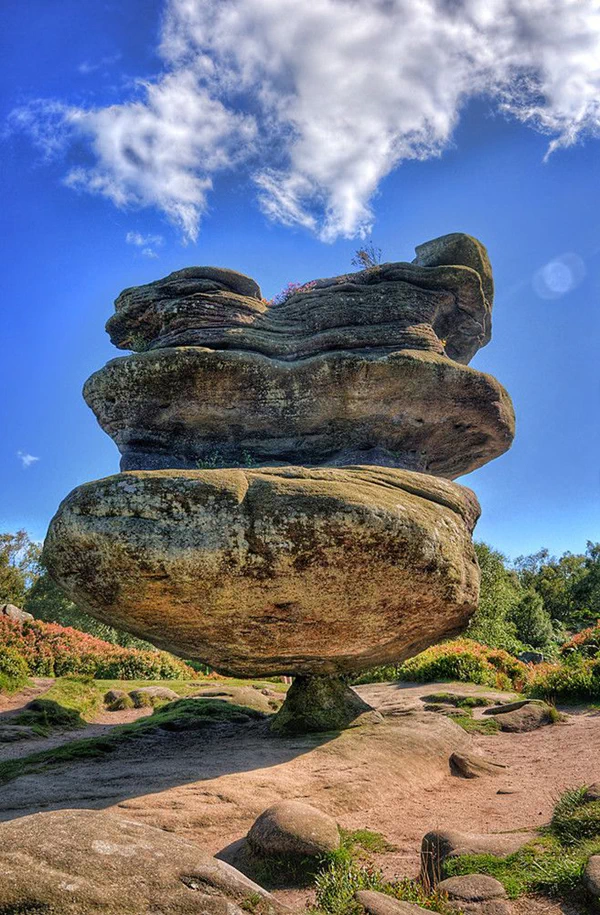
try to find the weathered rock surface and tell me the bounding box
[583,854,600,899]
[437,874,511,914]
[356,889,431,914]
[421,829,532,886]
[449,751,507,779]
[107,235,492,364]
[247,800,340,857]
[43,465,480,676]
[0,808,289,914]
[0,724,37,743]
[84,348,514,477]
[483,700,555,732]
[90,234,513,476]
[271,676,383,734]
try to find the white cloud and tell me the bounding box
[17,451,39,469]
[11,0,600,241]
[126,230,164,256]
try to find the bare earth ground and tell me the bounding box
[0,680,598,913]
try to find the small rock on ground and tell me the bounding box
[355,889,431,914]
[247,800,340,857]
[449,751,507,778]
[483,700,554,732]
[583,854,600,899]
[437,874,511,914]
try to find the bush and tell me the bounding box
[0,646,29,693]
[0,616,196,681]
[560,623,600,659]
[526,656,600,702]
[397,639,529,691]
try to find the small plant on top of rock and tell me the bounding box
[268,280,317,306]
[351,242,382,271]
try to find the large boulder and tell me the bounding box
[84,348,514,477]
[247,800,340,857]
[0,603,33,623]
[43,465,480,676]
[0,808,290,915]
[583,855,600,900]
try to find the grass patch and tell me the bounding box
[312,858,457,915]
[422,692,496,709]
[340,829,397,855]
[451,713,500,735]
[444,785,600,907]
[12,677,104,735]
[0,697,266,785]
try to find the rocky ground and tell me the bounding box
[0,679,597,913]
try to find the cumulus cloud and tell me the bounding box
[11,0,600,241]
[17,451,39,469]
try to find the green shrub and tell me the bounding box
[527,657,598,702]
[397,639,528,691]
[0,646,29,693]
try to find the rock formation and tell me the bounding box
[44,233,515,732]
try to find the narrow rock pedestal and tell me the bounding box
[271,676,383,735]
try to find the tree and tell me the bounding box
[0,531,41,605]
[571,542,600,624]
[509,589,555,649]
[514,548,589,628]
[468,542,523,652]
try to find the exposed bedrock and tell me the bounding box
[84,349,514,477]
[106,234,493,364]
[43,466,480,678]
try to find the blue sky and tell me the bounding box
[1,0,599,560]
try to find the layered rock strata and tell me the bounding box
[45,233,515,732]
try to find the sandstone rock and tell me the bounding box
[247,800,340,857]
[484,700,554,732]
[0,603,33,623]
[449,751,507,779]
[84,348,514,477]
[43,466,480,677]
[129,685,179,707]
[356,889,431,914]
[412,233,493,307]
[583,855,600,899]
[421,829,532,886]
[0,808,289,915]
[437,874,511,914]
[104,688,127,704]
[271,676,383,734]
[108,236,492,366]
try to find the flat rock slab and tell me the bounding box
[0,808,289,915]
[44,466,480,677]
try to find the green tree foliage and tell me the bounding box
[0,531,41,605]
[514,545,594,629]
[508,589,554,649]
[468,542,523,652]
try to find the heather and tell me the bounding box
[0,615,195,681]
